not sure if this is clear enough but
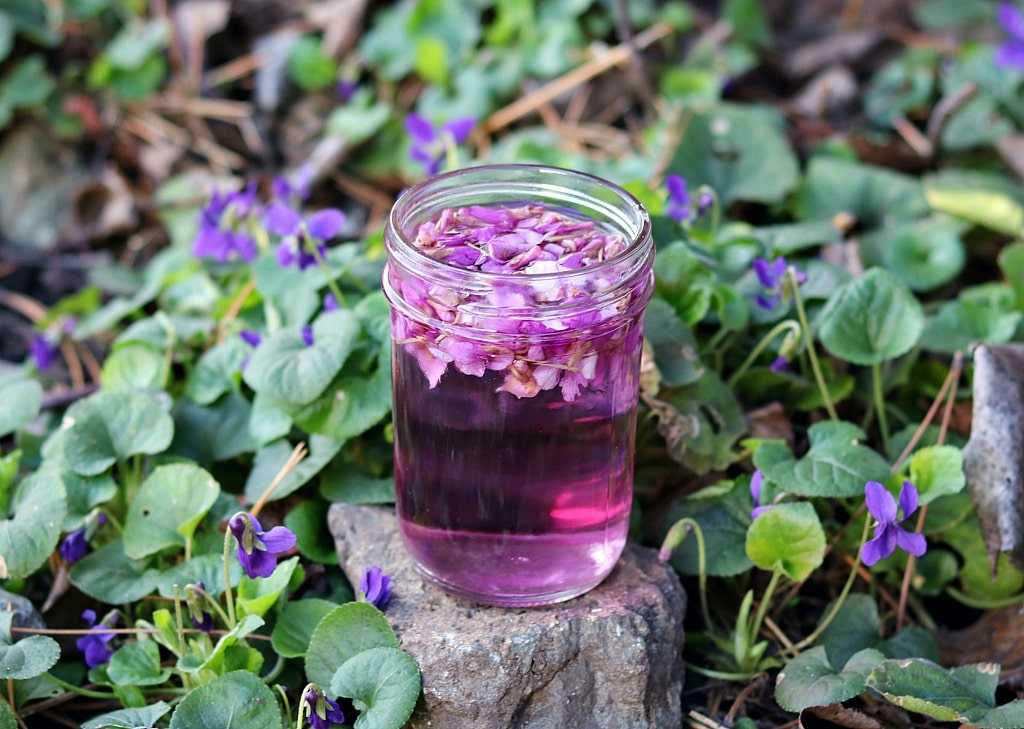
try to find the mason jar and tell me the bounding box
[382,164,655,606]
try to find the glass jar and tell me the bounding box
[382,164,655,606]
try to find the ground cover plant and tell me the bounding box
[3,0,1024,726]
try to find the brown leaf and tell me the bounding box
[997,134,1024,183]
[800,704,883,729]
[963,343,1024,572]
[937,607,1024,689]
[746,401,794,448]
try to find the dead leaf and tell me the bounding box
[963,343,1024,572]
[306,0,368,58]
[997,134,1024,183]
[937,606,1024,689]
[746,401,794,448]
[784,29,883,80]
[800,704,883,729]
[73,167,137,242]
[791,65,858,119]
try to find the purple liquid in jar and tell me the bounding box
[382,165,654,606]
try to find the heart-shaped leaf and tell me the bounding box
[775,646,884,713]
[123,464,220,559]
[236,556,300,619]
[69,539,160,604]
[866,658,1003,723]
[271,598,338,658]
[305,602,399,689]
[242,310,361,405]
[0,612,59,680]
[0,378,42,438]
[106,640,171,686]
[244,435,343,504]
[80,701,171,729]
[746,502,826,581]
[330,647,421,729]
[0,471,66,579]
[662,479,755,577]
[169,670,282,729]
[63,390,174,476]
[818,268,924,365]
[909,445,965,505]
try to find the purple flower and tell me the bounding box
[59,512,107,564]
[753,256,805,310]
[228,512,297,579]
[770,355,790,373]
[405,113,475,175]
[186,582,214,633]
[336,79,358,103]
[193,186,259,263]
[239,330,262,348]
[76,610,116,668]
[301,325,314,347]
[268,203,346,271]
[997,3,1024,71]
[323,293,339,312]
[359,566,392,609]
[665,174,691,223]
[697,191,715,217]
[302,685,346,729]
[861,480,927,567]
[272,164,313,203]
[750,471,772,520]
[30,333,59,371]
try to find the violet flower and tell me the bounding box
[405,113,475,176]
[30,333,59,371]
[272,164,313,204]
[186,582,214,633]
[997,3,1024,71]
[665,174,692,223]
[267,203,346,271]
[770,355,790,374]
[750,471,772,520]
[753,256,805,310]
[193,185,259,263]
[323,293,340,312]
[301,684,346,729]
[861,480,927,566]
[239,330,262,348]
[301,325,314,347]
[59,513,107,564]
[228,512,297,579]
[76,610,116,669]
[359,566,392,609]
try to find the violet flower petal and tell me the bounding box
[865,480,897,523]
[265,202,302,237]
[307,209,346,240]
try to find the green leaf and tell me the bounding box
[249,393,293,447]
[325,101,392,146]
[186,336,247,405]
[818,268,924,365]
[668,103,799,205]
[69,539,160,604]
[775,646,884,712]
[920,294,1021,354]
[331,647,421,729]
[63,391,174,476]
[236,556,299,619]
[0,612,59,679]
[879,625,940,662]
[106,641,171,686]
[807,420,867,447]
[178,615,265,675]
[288,35,339,91]
[866,658,1003,723]
[123,464,220,559]
[909,445,965,505]
[0,471,66,579]
[169,670,282,729]
[925,178,1024,236]
[819,594,880,670]
[796,156,929,229]
[244,436,343,504]
[101,344,168,392]
[320,470,395,505]
[243,310,361,405]
[752,434,890,500]
[662,479,754,577]
[863,217,966,292]
[722,0,771,46]
[81,701,171,729]
[0,55,54,108]
[305,602,400,689]
[0,699,12,729]
[414,35,448,86]
[154,553,241,599]
[746,502,826,581]
[271,598,338,658]
[0,378,42,437]
[643,299,706,387]
[170,394,255,464]
[103,19,169,70]
[285,499,340,564]
[1000,241,1024,310]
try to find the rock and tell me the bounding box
[328,503,686,729]
[0,587,46,630]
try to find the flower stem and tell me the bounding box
[307,237,347,309]
[792,510,872,652]
[43,673,115,700]
[659,518,712,632]
[872,362,891,454]
[223,526,237,628]
[727,320,801,387]
[748,569,781,655]
[790,269,838,421]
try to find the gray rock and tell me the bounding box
[0,587,46,630]
[328,503,686,729]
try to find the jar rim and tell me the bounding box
[386,163,652,283]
